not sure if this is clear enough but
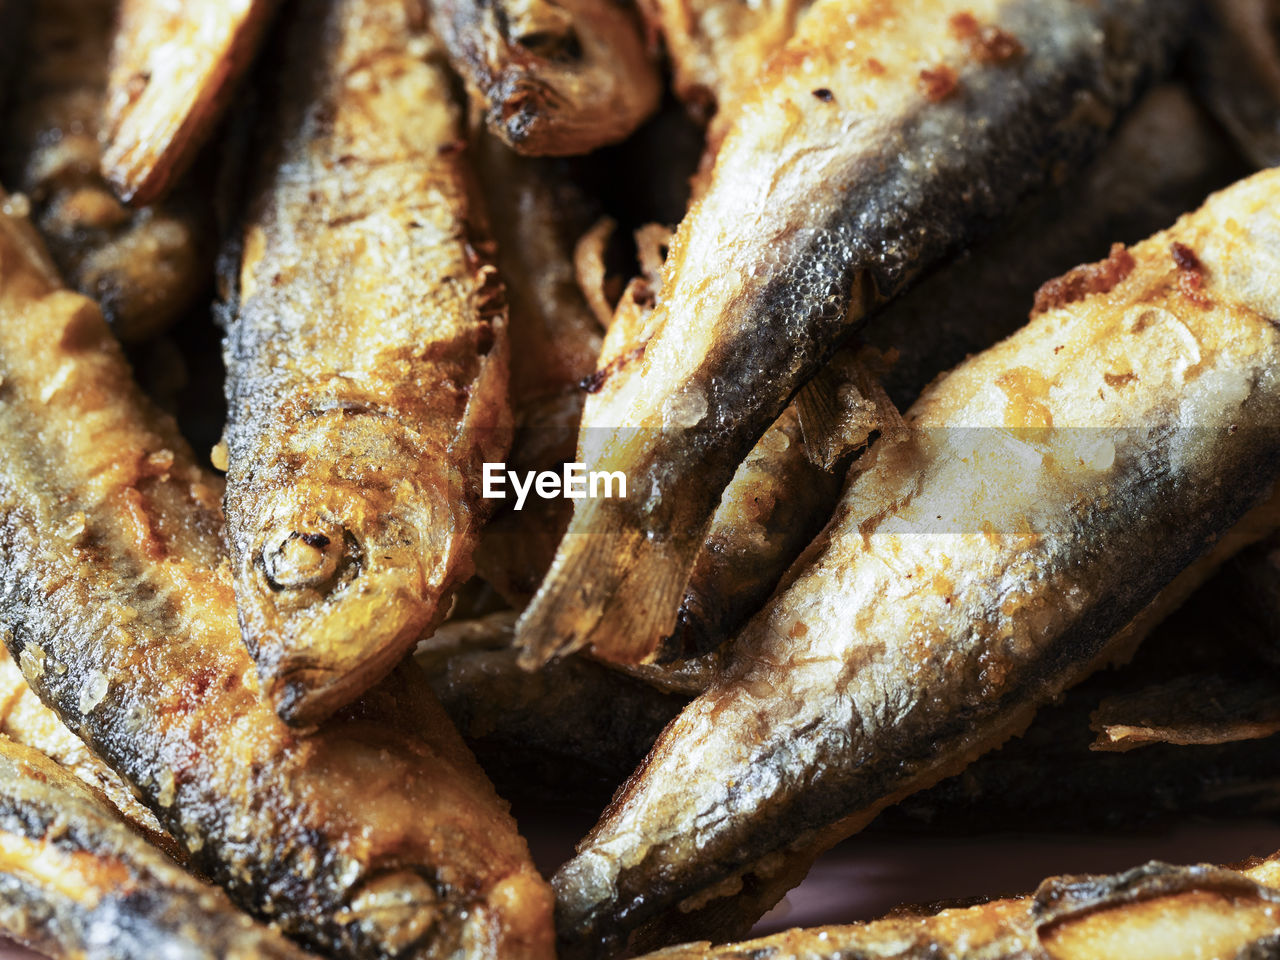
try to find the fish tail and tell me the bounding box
[516,510,696,666]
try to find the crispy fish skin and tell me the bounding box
[518,0,1193,666]
[0,194,552,958]
[642,856,1280,960]
[0,738,316,960]
[553,170,1280,954]
[223,0,511,726]
[0,647,168,849]
[429,0,661,156]
[101,0,277,206]
[0,0,212,343]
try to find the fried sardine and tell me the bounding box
[430,0,661,156]
[0,191,552,958]
[553,170,1280,954]
[101,0,278,205]
[642,854,1280,960]
[1,0,213,342]
[222,0,511,726]
[518,0,1193,665]
[0,738,315,960]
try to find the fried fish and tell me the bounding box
[430,0,661,155]
[553,169,1280,955]
[101,0,277,205]
[641,854,1280,960]
[0,738,315,960]
[0,647,167,849]
[221,0,511,726]
[0,0,213,342]
[0,188,552,959]
[518,0,1193,666]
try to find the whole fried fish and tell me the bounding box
[0,191,553,959]
[101,0,277,205]
[642,854,1280,960]
[0,0,213,342]
[0,739,315,960]
[518,0,1194,666]
[222,0,511,726]
[553,170,1280,955]
[430,0,661,156]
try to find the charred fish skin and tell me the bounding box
[0,196,553,958]
[101,0,278,206]
[553,170,1280,955]
[223,0,512,727]
[518,0,1195,666]
[430,0,661,156]
[0,738,317,960]
[642,857,1280,960]
[0,0,214,343]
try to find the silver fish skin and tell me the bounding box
[0,738,317,960]
[517,0,1195,666]
[641,856,1280,960]
[552,169,1280,955]
[221,0,511,726]
[0,193,553,958]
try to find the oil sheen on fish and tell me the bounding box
[517,0,1193,666]
[0,738,316,960]
[0,0,213,342]
[0,647,168,848]
[222,0,511,726]
[0,192,553,958]
[430,0,661,155]
[101,0,277,205]
[552,170,1280,955]
[641,855,1280,960]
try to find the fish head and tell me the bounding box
[234,456,456,727]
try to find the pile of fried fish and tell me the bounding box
[2,0,1280,957]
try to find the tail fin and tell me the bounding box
[515,501,699,666]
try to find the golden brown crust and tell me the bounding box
[0,0,213,342]
[0,739,317,960]
[0,191,552,959]
[430,0,662,155]
[222,0,512,726]
[553,169,1280,955]
[101,0,278,205]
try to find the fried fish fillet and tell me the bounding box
[552,169,1280,955]
[0,0,213,342]
[0,190,552,959]
[222,0,511,726]
[101,0,277,205]
[517,0,1193,666]
[0,738,316,960]
[641,854,1280,960]
[430,0,661,156]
